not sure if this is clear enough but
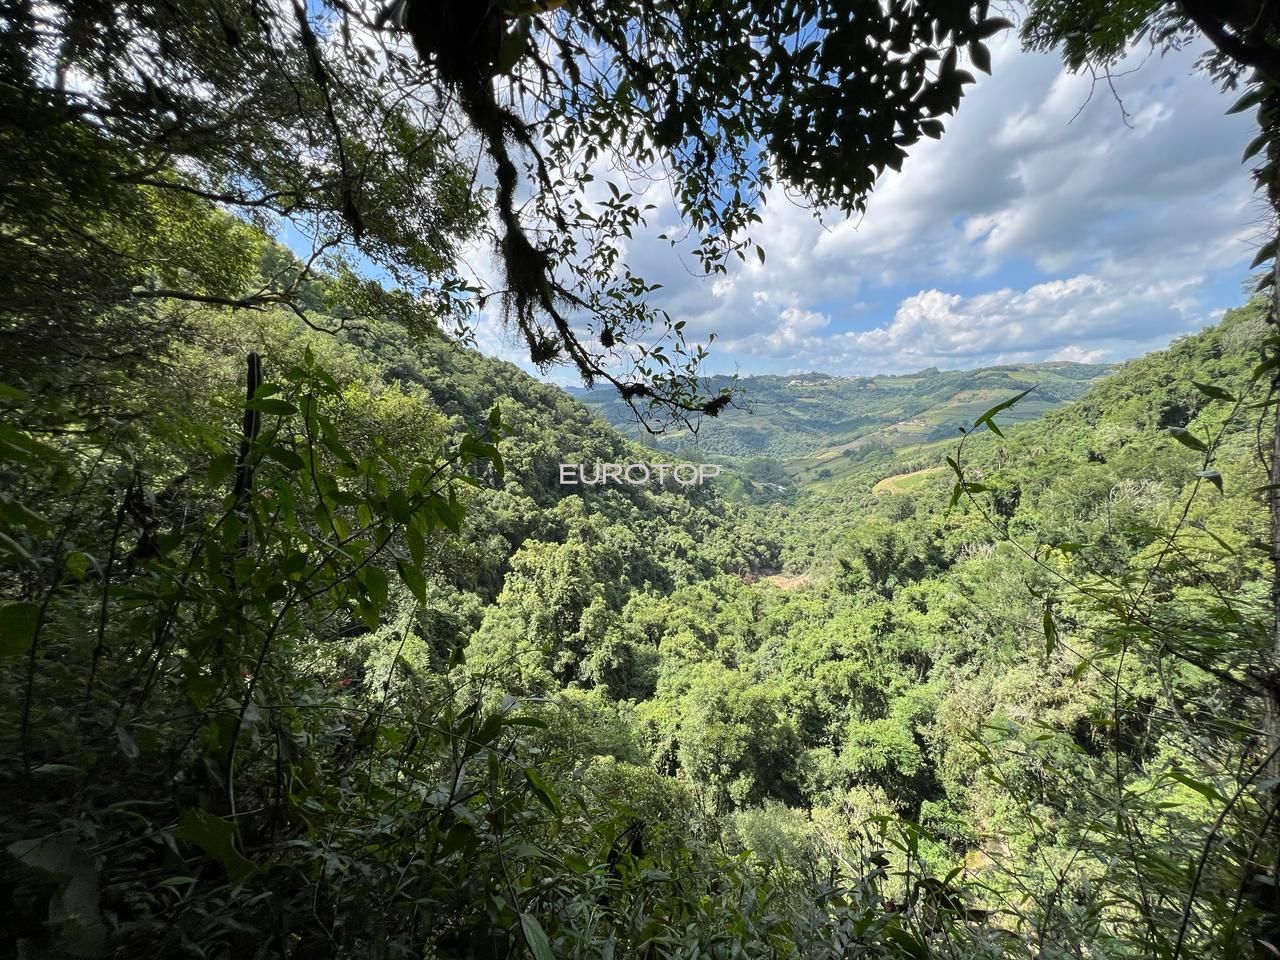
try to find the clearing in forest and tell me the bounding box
[872,466,946,495]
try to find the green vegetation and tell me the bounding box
[574,363,1111,462]
[5,223,1278,957]
[872,467,946,495]
[5,0,1280,958]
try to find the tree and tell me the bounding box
[1,0,482,393]
[1021,0,1280,942]
[392,0,1020,423]
[1022,1,1280,82]
[2,0,1014,427]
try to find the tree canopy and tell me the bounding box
[4,0,1018,426]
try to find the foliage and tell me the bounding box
[574,362,1111,464]
[1,0,1027,423]
[6,0,1280,956]
[4,182,1279,955]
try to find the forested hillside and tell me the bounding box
[3,204,1275,954]
[6,0,1280,957]
[572,362,1112,461]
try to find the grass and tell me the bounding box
[872,466,946,495]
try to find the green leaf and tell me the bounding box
[973,387,1034,434]
[1043,606,1058,655]
[524,768,561,815]
[1195,469,1224,493]
[471,713,504,750]
[520,912,555,960]
[397,559,427,603]
[387,489,413,525]
[0,422,59,465]
[1167,770,1227,806]
[175,809,255,883]
[1244,131,1269,162]
[0,497,49,534]
[441,822,476,856]
[1252,238,1278,269]
[429,494,462,534]
[233,555,255,586]
[317,416,354,464]
[884,924,930,960]
[1227,85,1265,114]
[64,550,91,580]
[406,523,426,566]
[973,15,1014,39]
[281,550,307,577]
[246,398,298,416]
[363,566,389,609]
[355,600,378,632]
[503,716,548,729]
[262,446,305,471]
[1167,426,1207,452]
[1192,381,1237,403]
[207,453,236,488]
[969,40,991,74]
[0,601,39,658]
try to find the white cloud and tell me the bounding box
[469,31,1262,380]
[1050,344,1112,363]
[813,272,1204,371]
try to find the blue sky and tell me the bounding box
[468,31,1263,380]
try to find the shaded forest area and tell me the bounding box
[5,1,1280,958]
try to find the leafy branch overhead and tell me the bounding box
[1,0,1012,431]
[387,0,1011,423]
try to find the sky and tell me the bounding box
[469,31,1264,382]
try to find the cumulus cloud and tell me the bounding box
[817,272,1203,370]
[469,31,1262,379]
[1050,344,1113,363]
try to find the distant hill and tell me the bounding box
[777,300,1268,572]
[568,362,1114,471]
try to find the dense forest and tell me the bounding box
[5,0,1280,958]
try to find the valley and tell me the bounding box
[573,361,1113,493]
[6,1,1280,954]
[4,221,1271,956]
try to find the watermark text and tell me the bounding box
[559,463,723,486]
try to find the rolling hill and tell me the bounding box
[569,361,1113,489]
